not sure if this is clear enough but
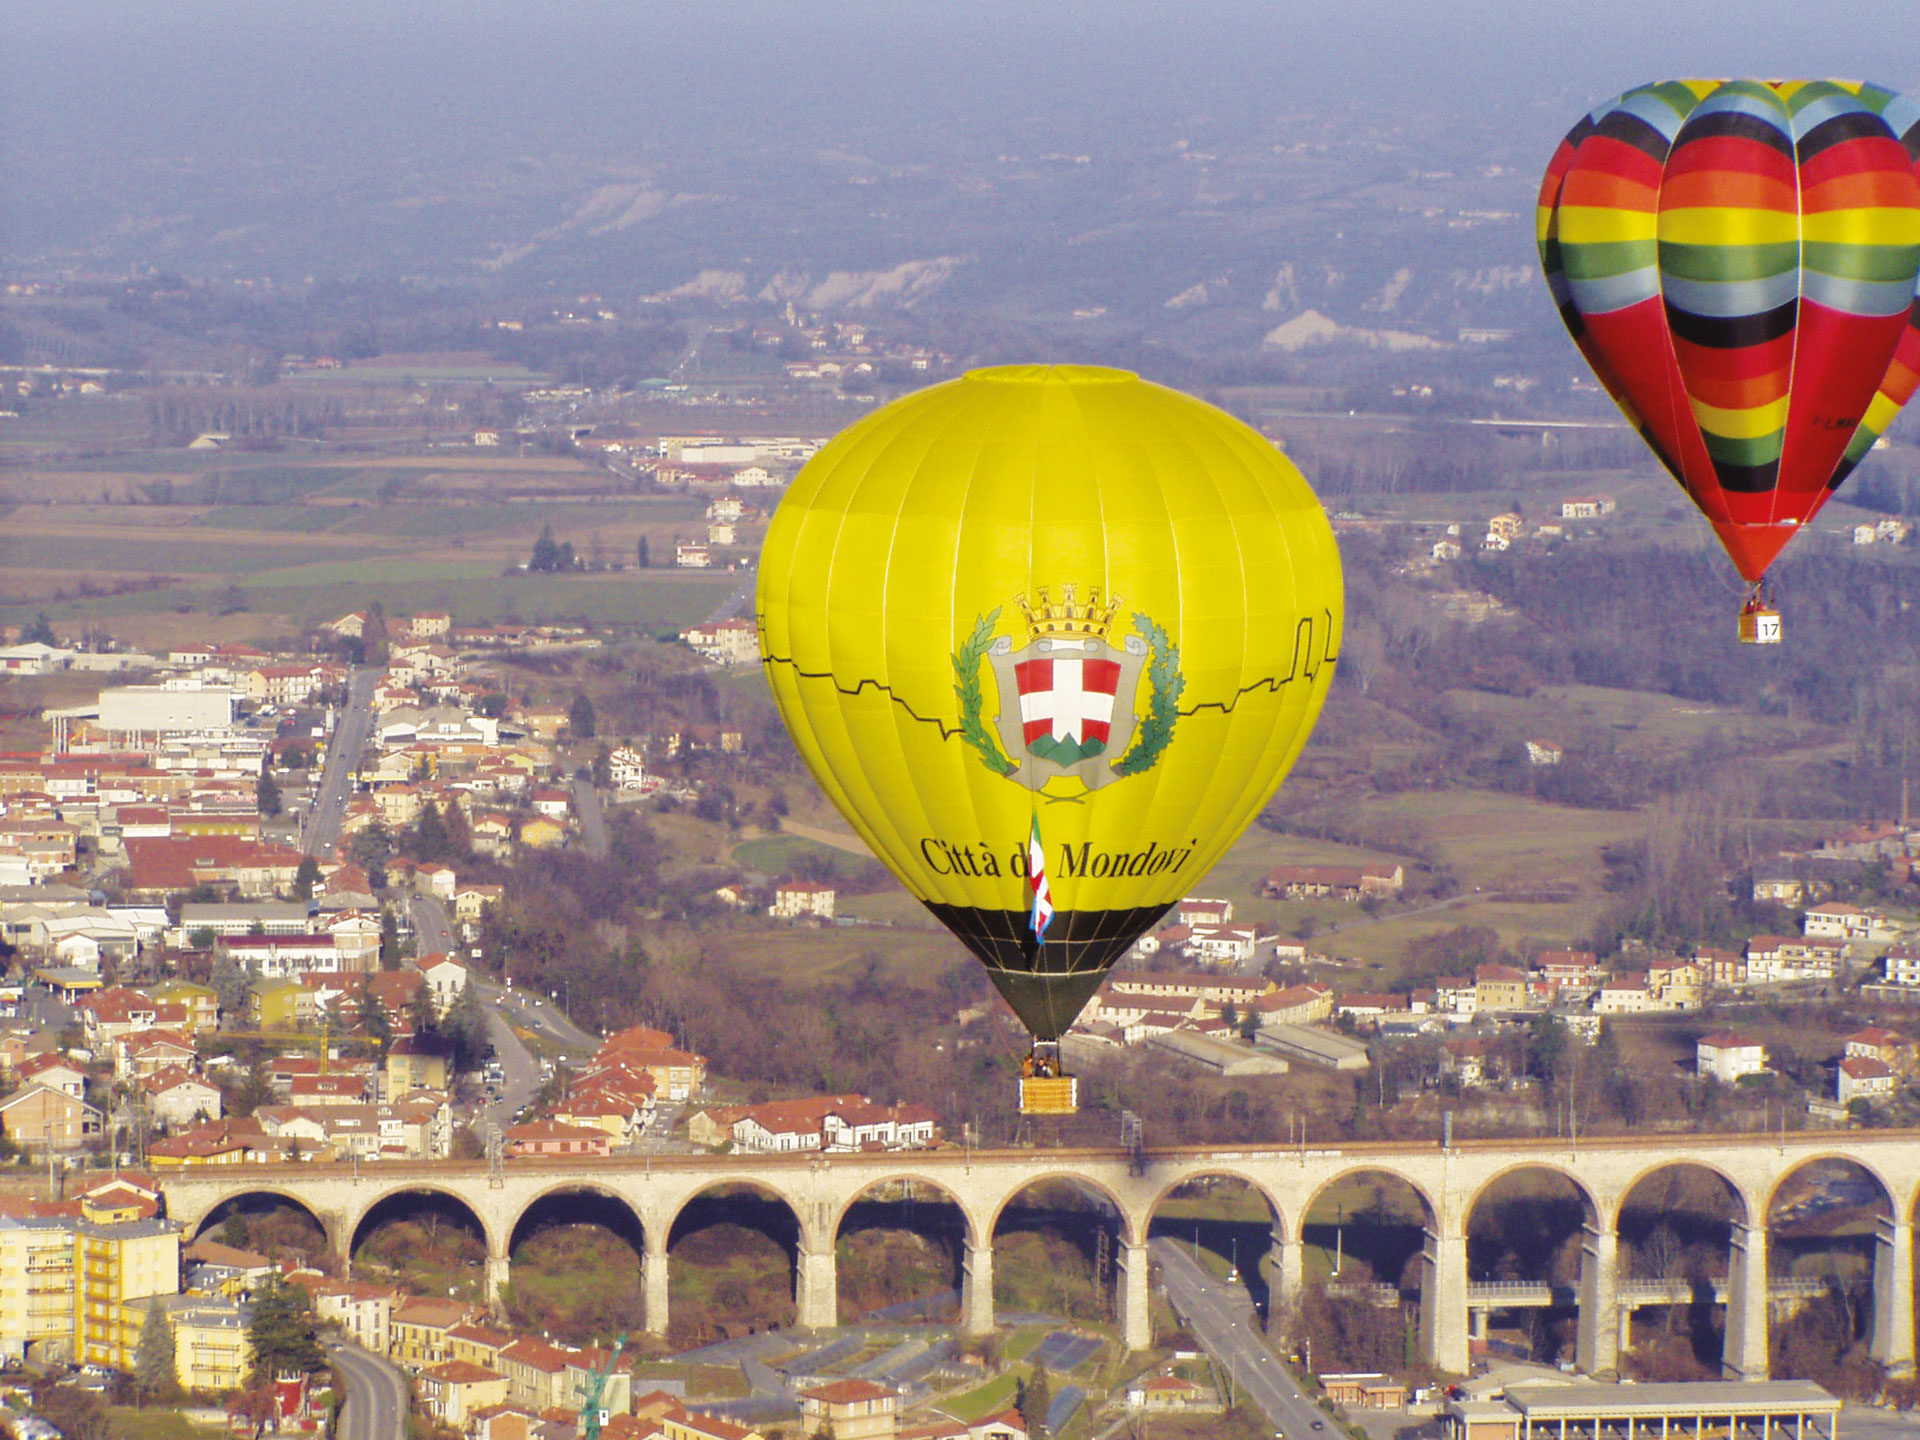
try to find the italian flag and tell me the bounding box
[1028,814,1054,944]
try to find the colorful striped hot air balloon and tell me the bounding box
[1538,79,1920,641]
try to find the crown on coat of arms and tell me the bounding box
[1015,585,1123,641]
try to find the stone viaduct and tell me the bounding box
[155,1128,1920,1380]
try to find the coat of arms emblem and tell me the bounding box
[953,585,1183,794]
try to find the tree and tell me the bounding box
[412,801,451,861]
[347,823,393,890]
[135,1294,178,1406]
[27,1380,110,1440]
[358,983,394,1057]
[636,536,650,568]
[530,522,566,573]
[22,612,55,645]
[257,770,283,819]
[210,955,252,1017]
[380,909,402,969]
[247,1273,326,1382]
[442,982,492,1074]
[408,980,438,1040]
[1021,1365,1053,1438]
[569,691,597,739]
[231,1063,275,1118]
[364,601,389,663]
[1528,1012,1573,1101]
[293,857,322,900]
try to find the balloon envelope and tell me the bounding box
[757,365,1342,1039]
[1538,79,1920,582]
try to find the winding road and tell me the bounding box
[328,1338,410,1440]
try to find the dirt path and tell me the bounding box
[778,818,876,858]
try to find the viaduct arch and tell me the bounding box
[154,1128,1920,1377]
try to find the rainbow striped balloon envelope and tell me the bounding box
[1538,79,1920,585]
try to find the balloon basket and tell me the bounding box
[1019,1041,1077,1114]
[1738,594,1781,645]
[1019,1074,1078,1116]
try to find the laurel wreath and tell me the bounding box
[954,607,1184,782]
[953,608,1018,776]
[1113,614,1182,777]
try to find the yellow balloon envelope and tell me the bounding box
[757,365,1342,1039]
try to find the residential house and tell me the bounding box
[503,1121,611,1157]
[1841,1027,1918,1080]
[770,881,836,921]
[1884,945,1920,988]
[680,619,761,666]
[1185,923,1261,967]
[1595,973,1652,1014]
[0,1085,103,1152]
[1475,965,1533,1013]
[145,1070,223,1131]
[72,1218,182,1372]
[1260,864,1404,902]
[417,952,469,1015]
[1697,1032,1767,1084]
[1839,1056,1898,1107]
[386,1034,454,1096]
[1835,1052,1896,1113]
[800,1381,898,1440]
[592,1026,708,1101]
[20,1053,87,1099]
[1248,982,1335,1028]
[390,1297,473,1370]
[421,1362,510,1428]
[662,1408,765,1440]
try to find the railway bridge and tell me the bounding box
[154,1128,1920,1380]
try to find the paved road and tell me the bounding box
[328,1337,409,1440]
[497,985,601,1052]
[471,979,545,1134]
[706,573,756,623]
[572,777,611,858]
[407,893,455,957]
[1152,1235,1328,1439]
[306,668,381,859]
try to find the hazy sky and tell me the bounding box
[7,1,1919,164]
[4,2,1919,268]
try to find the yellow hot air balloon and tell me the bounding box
[757,364,1342,1112]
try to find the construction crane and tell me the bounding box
[577,1333,627,1440]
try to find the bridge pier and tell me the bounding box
[1417,1226,1469,1375]
[1873,1215,1915,1376]
[1118,1241,1152,1352]
[1722,1222,1769,1381]
[1575,1222,1619,1378]
[643,1239,670,1337]
[485,1251,511,1312]
[796,1244,837,1330]
[961,1234,995,1338]
[1264,1232,1302,1339]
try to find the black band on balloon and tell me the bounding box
[1675,109,1795,159]
[1663,299,1798,350]
[923,900,1177,1041]
[1797,110,1895,164]
[1711,459,1781,494]
[1593,109,1673,163]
